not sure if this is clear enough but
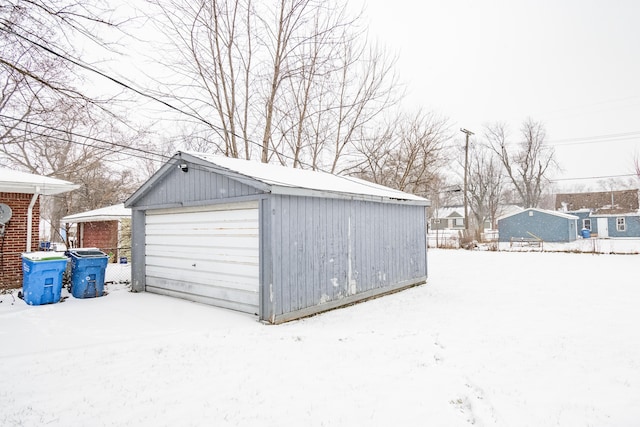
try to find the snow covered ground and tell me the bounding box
[1,249,638,426]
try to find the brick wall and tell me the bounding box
[0,192,40,289]
[81,221,119,261]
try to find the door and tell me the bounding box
[597,217,608,238]
[144,201,260,315]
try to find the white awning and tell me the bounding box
[0,168,79,195]
[62,204,131,223]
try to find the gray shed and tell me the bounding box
[498,208,579,243]
[125,152,430,324]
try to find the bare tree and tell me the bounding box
[485,118,556,208]
[0,0,153,240]
[467,145,504,240]
[348,110,451,195]
[0,0,129,106]
[1,96,141,241]
[144,0,399,170]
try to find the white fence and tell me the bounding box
[428,231,461,249]
[105,262,131,284]
[429,231,640,254]
[499,237,640,254]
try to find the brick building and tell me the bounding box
[0,169,78,289]
[62,204,131,263]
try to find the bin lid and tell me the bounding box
[22,251,68,261]
[68,248,107,258]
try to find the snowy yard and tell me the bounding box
[1,249,638,426]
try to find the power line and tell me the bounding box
[0,114,169,163]
[548,130,640,146]
[6,29,325,171]
[551,173,638,182]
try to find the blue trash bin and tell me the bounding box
[68,249,109,299]
[581,228,591,238]
[21,252,69,306]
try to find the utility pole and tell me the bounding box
[460,128,474,239]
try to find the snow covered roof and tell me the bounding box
[189,152,428,204]
[431,207,463,218]
[499,207,579,221]
[0,168,79,196]
[128,152,429,206]
[61,203,131,223]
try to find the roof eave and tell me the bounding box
[0,182,80,196]
[269,185,430,206]
[61,215,128,223]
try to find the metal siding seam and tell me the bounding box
[319,197,328,304]
[131,209,146,292]
[291,195,298,311]
[272,196,282,319]
[310,197,319,307]
[341,200,349,297]
[366,201,373,289]
[281,195,290,314]
[259,198,268,322]
[304,197,313,309]
[292,195,299,311]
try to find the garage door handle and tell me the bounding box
[192,263,196,267]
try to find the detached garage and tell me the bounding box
[498,208,579,244]
[125,152,430,324]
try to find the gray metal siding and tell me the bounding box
[128,159,429,323]
[264,195,427,322]
[130,209,146,292]
[128,165,264,294]
[133,164,262,208]
[499,211,577,242]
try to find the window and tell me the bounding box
[617,217,626,232]
[454,217,464,227]
[583,219,591,231]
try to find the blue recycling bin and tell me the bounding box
[581,228,591,238]
[21,252,69,306]
[68,249,109,299]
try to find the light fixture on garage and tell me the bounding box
[178,163,188,173]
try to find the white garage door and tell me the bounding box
[145,201,260,315]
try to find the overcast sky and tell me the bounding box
[359,0,640,188]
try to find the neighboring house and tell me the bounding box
[429,206,465,231]
[498,208,579,243]
[430,205,522,232]
[556,189,640,238]
[61,204,132,263]
[0,169,78,289]
[125,152,430,324]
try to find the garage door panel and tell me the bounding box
[146,263,259,288]
[147,284,258,314]
[146,242,260,263]
[146,207,258,225]
[147,222,259,235]
[147,248,259,266]
[146,277,259,304]
[145,234,259,250]
[144,202,260,315]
